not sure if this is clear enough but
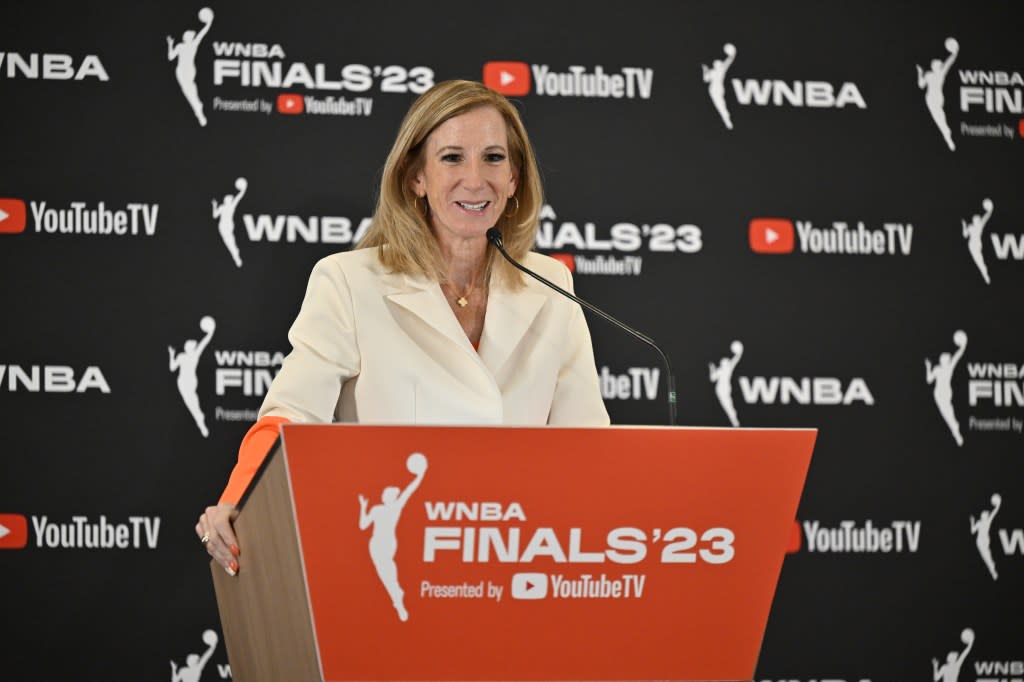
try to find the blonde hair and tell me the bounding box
[358,80,542,287]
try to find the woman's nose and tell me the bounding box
[460,159,486,190]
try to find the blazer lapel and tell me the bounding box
[384,272,477,356]
[383,268,548,386]
[479,284,547,376]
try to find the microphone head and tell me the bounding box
[485,227,504,248]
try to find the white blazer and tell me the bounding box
[258,247,609,426]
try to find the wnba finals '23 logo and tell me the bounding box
[924,329,1024,445]
[167,315,287,436]
[165,7,435,126]
[917,36,1024,150]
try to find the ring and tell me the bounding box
[201,534,210,544]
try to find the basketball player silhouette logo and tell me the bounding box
[932,628,974,682]
[710,340,743,426]
[213,178,248,268]
[169,316,216,437]
[170,629,218,682]
[168,8,214,127]
[916,37,959,151]
[703,43,737,130]
[970,494,1001,581]
[358,453,427,622]
[962,198,994,285]
[925,330,967,446]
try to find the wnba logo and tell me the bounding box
[970,493,1024,582]
[701,42,867,131]
[961,197,1024,285]
[710,340,874,426]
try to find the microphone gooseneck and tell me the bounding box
[486,228,677,426]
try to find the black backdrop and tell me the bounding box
[1,1,1021,680]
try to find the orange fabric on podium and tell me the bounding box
[219,416,290,505]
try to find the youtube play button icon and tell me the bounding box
[277,93,304,115]
[749,218,795,254]
[511,572,548,599]
[483,62,531,96]
[0,513,29,549]
[0,198,27,234]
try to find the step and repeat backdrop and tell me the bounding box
[1,1,1021,680]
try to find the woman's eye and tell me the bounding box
[485,153,506,163]
[441,153,462,163]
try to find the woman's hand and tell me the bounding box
[197,503,240,575]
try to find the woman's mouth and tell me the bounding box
[455,200,490,213]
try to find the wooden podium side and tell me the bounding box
[210,441,321,682]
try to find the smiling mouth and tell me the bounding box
[455,200,490,212]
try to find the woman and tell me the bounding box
[197,80,609,575]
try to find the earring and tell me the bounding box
[415,195,429,216]
[504,195,519,218]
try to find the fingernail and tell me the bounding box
[230,545,240,557]
[225,563,237,577]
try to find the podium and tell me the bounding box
[211,424,815,681]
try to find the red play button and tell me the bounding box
[0,513,29,549]
[483,61,531,96]
[749,218,795,254]
[277,93,304,114]
[0,198,27,234]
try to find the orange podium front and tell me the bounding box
[212,424,816,682]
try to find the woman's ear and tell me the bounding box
[411,173,425,197]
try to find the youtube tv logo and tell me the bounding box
[511,572,548,599]
[277,93,304,114]
[749,218,795,254]
[483,62,531,96]
[0,198,27,234]
[0,513,28,549]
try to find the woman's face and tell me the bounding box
[412,106,517,246]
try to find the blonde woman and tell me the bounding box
[197,80,609,575]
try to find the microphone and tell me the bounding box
[487,227,678,426]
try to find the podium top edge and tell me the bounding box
[278,423,819,434]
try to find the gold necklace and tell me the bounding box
[446,278,482,308]
[454,282,475,307]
